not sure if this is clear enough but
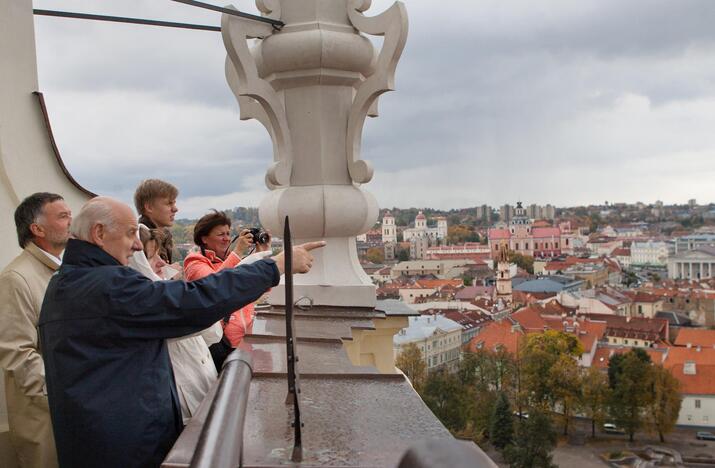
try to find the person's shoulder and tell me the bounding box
[183,251,209,266]
[0,250,40,280]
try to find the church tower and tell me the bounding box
[381,211,397,243]
[436,216,448,240]
[496,244,513,304]
[414,211,427,229]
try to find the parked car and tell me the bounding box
[603,423,625,434]
[696,431,715,441]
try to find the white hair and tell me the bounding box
[70,197,118,241]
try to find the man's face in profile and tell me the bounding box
[100,206,143,265]
[145,197,177,228]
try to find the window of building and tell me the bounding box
[695,399,701,409]
[625,340,629,345]
[555,242,559,248]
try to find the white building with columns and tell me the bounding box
[667,247,715,280]
[402,211,447,243]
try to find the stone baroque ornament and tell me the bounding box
[222,0,409,307]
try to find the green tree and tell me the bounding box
[397,249,409,262]
[395,343,426,390]
[504,410,557,468]
[646,364,682,443]
[608,348,651,389]
[489,392,514,450]
[421,371,468,432]
[608,350,653,441]
[508,252,535,274]
[580,366,611,438]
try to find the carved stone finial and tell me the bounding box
[222,1,409,307]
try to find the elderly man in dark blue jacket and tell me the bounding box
[39,197,322,468]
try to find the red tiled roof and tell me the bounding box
[623,291,664,304]
[413,279,463,290]
[488,228,511,240]
[612,248,631,257]
[532,227,561,238]
[669,364,715,395]
[673,329,715,348]
[591,346,666,369]
[511,306,549,331]
[467,319,523,355]
[665,347,715,366]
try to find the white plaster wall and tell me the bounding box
[678,395,715,427]
[0,0,91,269]
[0,1,92,456]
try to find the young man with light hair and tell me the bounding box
[133,178,178,263]
[0,192,72,468]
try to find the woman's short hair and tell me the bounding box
[193,210,232,248]
[138,225,166,256]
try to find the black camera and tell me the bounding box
[247,227,270,245]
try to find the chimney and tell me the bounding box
[697,345,701,352]
[687,343,692,349]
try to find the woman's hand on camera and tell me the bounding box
[234,229,253,254]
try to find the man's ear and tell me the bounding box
[143,201,154,217]
[90,223,106,246]
[29,223,45,239]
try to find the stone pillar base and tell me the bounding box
[269,284,376,308]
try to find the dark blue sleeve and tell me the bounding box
[107,258,280,339]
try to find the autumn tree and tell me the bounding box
[504,410,557,468]
[608,350,653,441]
[521,331,582,408]
[395,343,426,390]
[447,224,479,244]
[490,391,514,450]
[580,366,610,438]
[549,354,582,435]
[646,364,682,443]
[366,247,384,264]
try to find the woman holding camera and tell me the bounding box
[184,210,271,368]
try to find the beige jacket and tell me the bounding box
[0,242,58,468]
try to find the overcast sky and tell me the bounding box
[33,0,715,218]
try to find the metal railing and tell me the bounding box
[188,350,253,468]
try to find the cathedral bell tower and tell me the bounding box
[496,244,513,304]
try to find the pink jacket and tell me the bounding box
[183,250,254,347]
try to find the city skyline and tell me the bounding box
[33,0,715,218]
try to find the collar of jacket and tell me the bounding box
[201,249,227,265]
[25,241,61,271]
[138,215,157,229]
[62,239,122,268]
